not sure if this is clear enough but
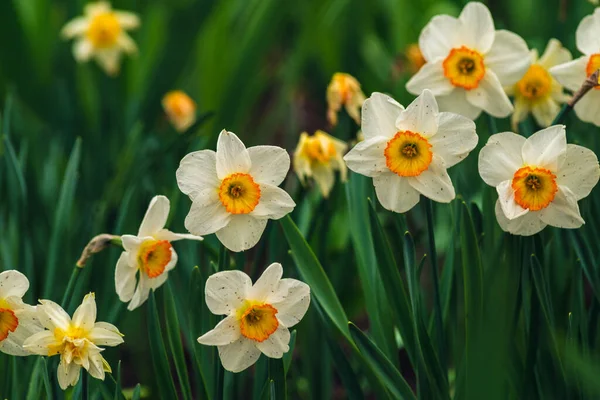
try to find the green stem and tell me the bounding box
[215,360,224,400]
[551,104,572,125]
[60,267,81,309]
[82,370,89,400]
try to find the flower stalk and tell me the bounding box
[552,69,600,125]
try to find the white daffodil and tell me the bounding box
[293,130,348,198]
[550,9,600,126]
[176,130,296,252]
[344,90,478,213]
[61,1,139,76]
[507,39,572,130]
[198,263,310,373]
[406,2,530,119]
[162,90,197,133]
[115,195,202,311]
[24,293,124,390]
[0,270,42,356]
[327,73,366,126]
[478,125,600,236]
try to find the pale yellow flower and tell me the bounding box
[162,91,197,133]
[326,73,366,126]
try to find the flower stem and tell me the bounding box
[82,370,89,400]
[552,69,599,125]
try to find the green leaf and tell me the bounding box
[131,384,142,400]
[268,357,286,400]
[188,266,210,400]
[283,330,296,375]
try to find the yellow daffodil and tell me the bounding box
[162,91,197,133]
[24,293,124,390]
[326,73,366,126]
[61,1,140,76]
[293,130,347,198]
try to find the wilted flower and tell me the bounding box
[61,1,140,76]
[0,271,42,356]
[327,73,366,126]
[115,195,202,311]
[406,2,530,119]
[24,293,124,390]
[177,130,296,252]
[162,90,197,133]
[344,90,478,213]
[506,39,572,130]
[550,9,600,126]
[406,44,426,73]
[478,125,600,236]
[293,130,348,197]
[198,263,310,373]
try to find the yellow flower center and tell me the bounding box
[137,240,172,278]
[0,308,18,342]
[163,91,196,118]
[384,131,433,177]
[443,46,486,90]
[86,12,122,48]
[586,54,600,89]
[49,325,89,357]
[303,136,336,164]
[512,166,557,211]
[331,73,358,104]
[236,301,279,342]
[516,64,552,101]
[218,173,261,214]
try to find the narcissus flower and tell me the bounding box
[293,130,348,197]
[61,1,139,76]
[115,195,202,311]
[344,90,478,213]
[327,73,366,126]
[550,9,600,126]
[479,125,600,236]
[198,263,310,373]
[162,90,197,133]
[506,39,572,130]
[176,130,296,252]
[406,44,427,73]
[23,293,124,390]
[406,2,530,119]
[0,271,42,356]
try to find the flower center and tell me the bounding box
[512,166,558,211]
[49,325,89,357]
[0,308,18,342]
[237,301,279,342]
[86,12,122,48]
[384,131,433,177]
[163,91,195,118]
[218,173,261,214]
[304,136,336,163]
[586,54,600,89]
[443,46,486,90]
[516,64,553,101]
[137,240,172,278]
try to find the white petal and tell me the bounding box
[1,308,43,356]
[436,89,482,120]
[478,132,525,186]
[250,185,295,219]
[418,14,461,61]
[430,112,478,168]
[485,30,531,85]
[270,279,310,327]
[205,270,252,315]
[121,234,143,253]
[549,57,589,92]
[197,315,241,346]
[248,146,290,186]
[73,39,93,62]
[361,93,404,140]
[117,33,137,55]
[22,330,56,355]
[496,179,529,220]
[343,136,388,178]
[215,215,268,253]
[511,96,531,131]
[539,186,584,228]
[248,263,283,302]
[115,252,137,303]
[531,97,560,128]
[407,156,455,203]
[538,38,572,69]
[217,337,261,373]
[557,144,600,200]
[573,89,600,127]
[396,89,439,137]
[94,49,121,76]
[458,2,495,53]
[138,195,170,236]
[521,125,566,171]
[115,11,140,30]
[84,1,111,16]
[406,60,455,96]
[38,300,71,331]
[184,189,231,236]
[576,9,600,55]
[0,270,29,299]
[89,326,124,347]
[494,200,546,236]
[312,163,336,197]
[153,229,203,242]
[255,325,290,358]
[61,17,89,39]
[148,270,169,290]
[72,293,97,331]
[127,275,150,311]
[57,360,81,390]
[216,130,251,179]
[87,353,106,380]
[465,70,514,118]
[176,150,219,200]
[373,172,421,213]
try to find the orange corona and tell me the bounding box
[239,303,279,342]
[0,308,18,341]
[512,166,558,211]
[218,173,261,214]
[586,54,600,89]
[137,240,172,278]
[384,131,433,177]
[86,12,122,48]
[443,46,486,90]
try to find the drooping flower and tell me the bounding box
[344,90,478,213]
[293,130,348,197]
[176,130,296,252]
[406,2,530,119]
[406,44,426,73]
[550,9,600,126]
[506,39,572,130]
[0,271,42,356]
[478,125,600,236]
[197,263,310,373]
[162,90,197,133]
[326,73,366,126]
[115,195,202,311]
[61,1,140,76]
[23,293,124,390]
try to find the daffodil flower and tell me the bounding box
[344,90,478,213]
[162,90,197,133]
[61,1,140,76]
[506,39,572,130]
[327,73,366,126]
[406,2,530,119]
[550,9,600,126]
[0,271,42,356]
[198,263,310,373]
[478,125,600,236]
[115,195,203,311]
[23,293,124,390]
[293,130,348,198]
[176,130,296,252]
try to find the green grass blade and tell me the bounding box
[268,357,286,400]
[131,384,141,400]
[283,330,296,375]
